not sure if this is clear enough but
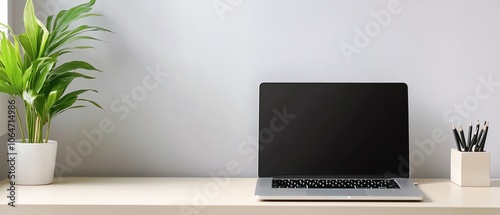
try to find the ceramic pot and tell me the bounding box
[14,140,58,185]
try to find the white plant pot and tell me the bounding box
[15,140,58,185]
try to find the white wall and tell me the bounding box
[8,0,500,178]
[0,1,9,122]
[0,0,7,26]
[0,0,10,180]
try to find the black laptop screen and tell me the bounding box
[258,83,410,178]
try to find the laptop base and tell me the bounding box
[255,178,424,201]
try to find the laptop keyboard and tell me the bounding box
[272,179,401,189]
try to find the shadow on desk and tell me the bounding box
[412,179,449,185]
[490,180,500,187]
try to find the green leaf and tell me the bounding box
[51,72,95,81]
[33,95,46,120]
[21,0,41,60]
[41,76,73,100]
[45,84,60,114]
[51,61,101,74]
[78,98,103,109]
[51,0,95,33]
[31,58,56,94]
[0,67,10,82]
[46,15,54,32]
[22,66,33,89]
[51,105,87,118]
[0,31,23,95]
[0,81,17,94]
[49,89,97,117]
[22,90,38,105]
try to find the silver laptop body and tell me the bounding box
[255,83,424,201]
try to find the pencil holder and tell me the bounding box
[450,149,490,187]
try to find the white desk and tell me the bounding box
[1,178,499,215]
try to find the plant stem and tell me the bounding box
[30,106,35,142]
[25,103,32,143]
[33,115,38,143]
[35,117,42,143]
[45,119,51,143]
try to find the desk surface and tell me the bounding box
[1,177,500,215]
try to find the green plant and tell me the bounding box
[0,0,110,143]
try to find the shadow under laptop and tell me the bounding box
[490,180,500,187]
[258,198,430,203]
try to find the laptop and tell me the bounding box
[255,83,424,201]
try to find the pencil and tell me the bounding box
[474,125,485,152]
[478,122,489,152]
[467,121,472,149]
[459,126,467,150]
[469,120,481,152]
[452,124,462,151]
